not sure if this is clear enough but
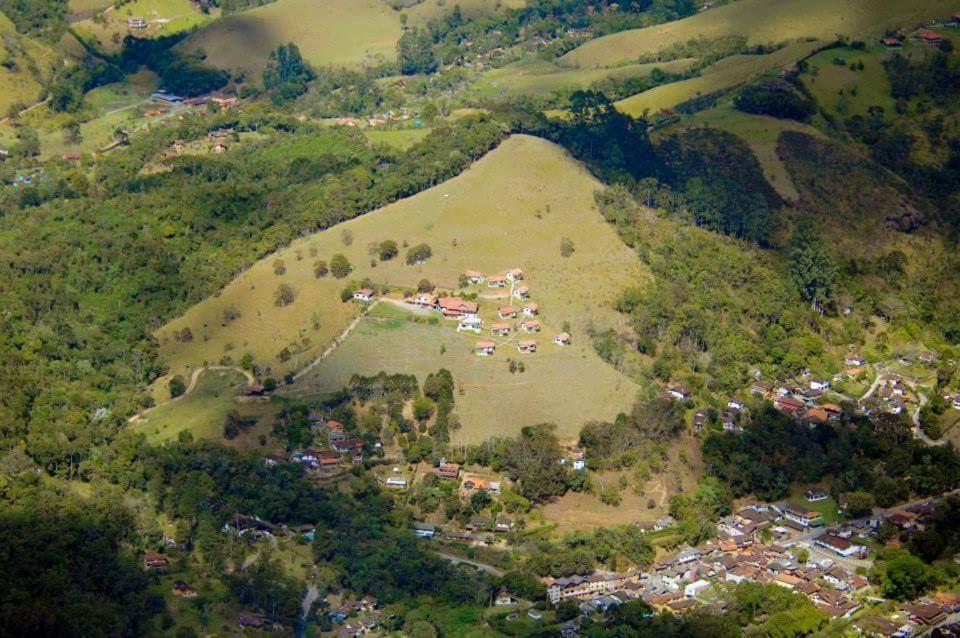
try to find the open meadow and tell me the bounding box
[72,0,215,52]
[0,11,58,114]
[156,134,649,438]
[178,0,401,80]
[562,0,960,69]
[287,303,638,444]
[799,45,897,119]
[404,0,525,27]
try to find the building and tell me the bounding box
[517,340,537,354]
[414,292,436,306]
[353,288,375,302]
[918,29,945,45]
[523,302,539,316]
[804,488,829,502]
[464,270,484,284]
[512,286,530,300]
[475,341,496,356]
[490,322,511,336]
[172,581,198,598]
[554,332,571,346]
[845,354,866,366]
[498,306,518,319]
[816,533,865,558]
[437,462,460,479]
[521,319,541,333]
[774,396,805,414]
[487,275,507,288]
[506,268,524,282]
[143,552,168,570]
[783,504,823,527]
[386,476,407,488]
[128,17,147,28]
[458,316,483,333]
[438,297,478,318]
[668,386,691,401]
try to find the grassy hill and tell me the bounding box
[562,0,959,69]
[404,0,525,27]
[71,0,215,52]
[156,134,648,441]
[178,0,401,80]
[0,11,57,114]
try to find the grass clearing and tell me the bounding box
[789,492,840,525]
[404,0,525,27]
[799,45,895,118]
[157,134,649,441]
[684,104,827,201]
[365,127,433,149]
[72,0,215,52]
[179,0,401,81]
[562,0,960,69]
[0,11,58,114]
[615,41,822,116]
[469,56,694,99]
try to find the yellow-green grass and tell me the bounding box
[615,41,822,116]
[365,127,433,149]
[72,0,215,52]
[68,0,113,13]
[156,134,648,417]
[942,409,960,446]
[788,492,840,524]
[288,304,638,444]
[133,368,263,443]
[178,0,401,81]
[469,57,694,99]
[685,104,827,202]
[0,11,58,114]
[799,45,895,119]
[563,0,960,69]
[405,0,526,27]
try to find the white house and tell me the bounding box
[727,398,745,411]
[684,580,711,598]
[353,288,375,302]
[810,379,830,391]
[668,386,691,401]
[512,286,530,300]
[845,354,866,366]
[554,332,571,346]
[506,268,524,282]
[458,316,483,333]
[386,477,407,488]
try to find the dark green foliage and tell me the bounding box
[378,240,399,261]
[263,43,315,105]
[330,254,352,278]
[0,0,67,40]
[348,371,419,401]
[789,220,838,309]
[406,243,433,265]
[502,424,569,502]
[397,28,437,75]
[879,554,931,600]
[683,175,773,245]
[734,79,817,122]
[169,375,187,398]
[121,35,228,97]
[906,495,960,563]
[669,477,731,545]
[500,571,546,601]
[424,369,455,441]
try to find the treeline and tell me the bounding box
[703,404,960,502]
[0,114,507,476]
[0,0,67,40]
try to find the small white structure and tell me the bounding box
[353,288,375,302]
[684,580,711,598]
[386,477,407,488]
[554,332,571,346]
[506,268,524,283]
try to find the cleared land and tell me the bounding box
[404,0,525,27]
[365,127,433,149]
[614,41,822,116]
[562,0,960,69]
[469,57,694,99]
[157,134,649,439]
[0,12,57,114]
[684,104,827,202]
[179,0,401,80]
[799,45,896,119]
[290,304,638,443]
[72,0,215,52]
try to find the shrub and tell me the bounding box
[560,237,575,257]
[273,259,286,275]
[313,260,329,278]
[378,240,399,261]
[330,254,352,278]
[417,278,433,293]
[406,243,432,265]
[169,375,186,398]
[275,283,296,306]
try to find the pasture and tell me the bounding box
[72,0,214,52]
[469,57,694,99]
[156,134,649,438]
[288,303,638,444]
[404,0,525,27]
[562,0,960,69]
[614,41,822,116]
[365,127,433,149]
[0,11,56,114]
[684,104,827,202]
[799,45,895,119]
[178,0,401,81]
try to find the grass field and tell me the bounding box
[0,11,57,114]
[288,303,638,443]
[365,127,433,149]
[684,104,827,201]
[156,134,649,438]
[469,57,694,99]
[133,368,270,444]
[72,0,215,52]
[788,492,840,525]
[178,0,401,81]
[404,0,525,27]
[614,41,822,116]
[562,0,960,69]
[799,45,896,119]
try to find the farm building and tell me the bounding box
[128,17,147,28]
[490,322,511,336]
[414,292,436,306]
[353,288,375,302]
[487,275,507,288]
[465,270,484,283]
[523,302,539,316]
[498,306,518,319]
[438,297,479,318]
[668,386,691,401]
[917,29,945,45]
[517,340,537,354]
[506,268,524,282]
[475,341,496,356]
[437,462,460,479]
[554,332,571,345]
[386,477,407,488]
[458,316,483,333]
[521,319,541,333]
[512,286,530,300]
[172,581,198,598]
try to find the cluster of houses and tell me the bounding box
[328,596,381,638]
[880,13,960,48]
[408,268,571,356]
[860,374,917,417]
[263,415,373,473]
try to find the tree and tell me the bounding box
[504,424,569,502]
[378,240,399,261]
[397,28,437,75]
[790,221,837,311]
[169,375,187,398]
[63,119,82,145]
[313,260,329,278]
[275,283,296,306]
[844,491,875,518]
[263,43,315,104]
[330,254,352,278]
[881,554,930,600]
[406,243,432,265]
[417,279,433,293]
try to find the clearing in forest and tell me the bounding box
[156,134,648,440]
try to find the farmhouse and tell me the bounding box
[668,386,691,401]
[804,488,829,502]
[918,29,945,45]
[512,286,530,300]
[523,302,539,316]
[386,476,407,488]
[464,270,484,283]
[438,297,479,318]
[172,581,198,598]
[521,319,541,333]
[143,552,168,570]
[353,288,375,302]
[413,522,436,538]
[815,533,865,558]
[437,462,460,479]
[517,340,538,354]
[845,354,866,366]
[475,341,496,356]
[782,504,823,527]
[414,292,436,306]
[498,306,518,319]
[554,332,571,346]
[490,322,511,336]
[506,268,524,282]
[128,17,147,28]
[462,476,500,492]
[487,275,507,288]
[774,396,805,414]
[458,316,483,333]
